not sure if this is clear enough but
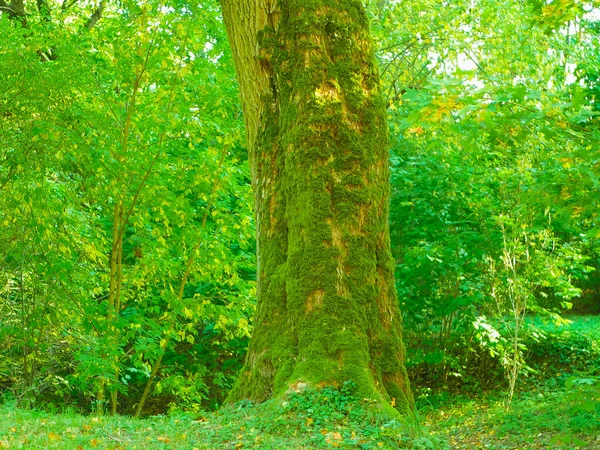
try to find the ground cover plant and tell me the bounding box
[1,370,598,449]
[0,382,443,449]
[1,318,598,449]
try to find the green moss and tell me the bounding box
[228,0,414,416]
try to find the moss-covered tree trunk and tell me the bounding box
[221,0,414,413]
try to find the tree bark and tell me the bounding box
[221,0,413,413]
[0,0,26,22]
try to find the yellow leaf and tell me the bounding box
[325,431,342,447]
[559,157,573,168]
[407,126,424,134]
[48,432,61,441]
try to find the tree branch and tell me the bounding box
[9,0,24,16]
[61,0,78,11]
[85,0,104,30]
[0,0,26,21]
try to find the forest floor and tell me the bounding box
[0,317,598,449]
[0,379,598,449]
[424,384,600,449]
[424,315,600,449]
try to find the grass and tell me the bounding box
[1,316,598,449]
[422,314,600,449]
[531,314,600,341]
[423,381,600,449]
[0,383,443,449]
[1,380,597,449]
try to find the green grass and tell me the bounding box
[532,315,600,341]
[0,384,443,449]
[1,316,598,449]
[525,314,600,379]
[423,381,600,449]
[421,314,600,449]
[2,380,598,449]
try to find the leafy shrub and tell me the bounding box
[525,323,600,377]
[207,381,447,449]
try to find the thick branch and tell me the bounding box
[0,0,26,21]
[85,0,104,30]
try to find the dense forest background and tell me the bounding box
[1,0,599,438]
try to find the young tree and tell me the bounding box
[221,0,413,413]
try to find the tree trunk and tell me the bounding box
[221,0,413,413]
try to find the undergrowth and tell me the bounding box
[0,381,444,449]
[1,317,598,449]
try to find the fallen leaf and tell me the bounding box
[325,431,343,447]
[48,432,61,441]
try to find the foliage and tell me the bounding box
[0,383,444,449]
[421,316,600,446]
[525,315,600,378]
[0,0,254,414]
[423,379,600,449]
[368,0,600,395]
[1,0,600,421]
[1,372,598,449]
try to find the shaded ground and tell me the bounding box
[424,383,600,449]
[0,317,598,449]
[0,380,598,449]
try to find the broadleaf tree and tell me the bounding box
[220,0,414,413]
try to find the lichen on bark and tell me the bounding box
[221,0,414,414]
